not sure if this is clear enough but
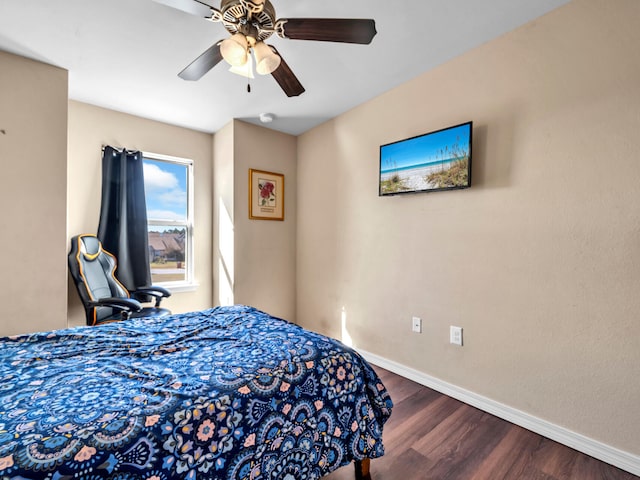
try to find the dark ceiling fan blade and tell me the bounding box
[178,41,224,81]
[270,47,305,97]
[276,18,377,44]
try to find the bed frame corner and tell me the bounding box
[354,458,371,480]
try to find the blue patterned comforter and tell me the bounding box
[0,305,392,479]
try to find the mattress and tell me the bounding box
[0,305,392,479]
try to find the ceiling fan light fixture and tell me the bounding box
[229,53,254,78]
[253,41,281,75]
[220,33,249,67]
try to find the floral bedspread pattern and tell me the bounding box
[0,305,392,479]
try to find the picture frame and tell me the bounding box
[248,169,285,221]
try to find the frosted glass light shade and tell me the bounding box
[221,33,249,67]
[253,42,281,75]
[229,53,254,78]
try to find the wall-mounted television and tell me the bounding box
[379,121,472,196]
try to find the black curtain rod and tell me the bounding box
[101,145,141,154]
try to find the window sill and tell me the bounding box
[158,281,199,294]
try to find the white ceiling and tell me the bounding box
[0,0,569,135]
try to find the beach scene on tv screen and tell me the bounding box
[380,123,471,194]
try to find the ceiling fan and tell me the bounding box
[156,0,377,97]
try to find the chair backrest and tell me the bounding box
[68,234,130,325]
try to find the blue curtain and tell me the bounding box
[97,146,151,292]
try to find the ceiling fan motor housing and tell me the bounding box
[220,0,276,41]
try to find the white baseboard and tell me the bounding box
[357,349,640,477]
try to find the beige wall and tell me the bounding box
[0,51,68,335]
[233,121,297,320]
[67,101,213,326]
[296,0,640,456]
[213,120,297,320]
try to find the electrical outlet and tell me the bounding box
[450,326,463,346]
[412,316,422,333]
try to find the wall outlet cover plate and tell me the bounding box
[450,326,463,346]
[412,316,422,333]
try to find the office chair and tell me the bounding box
[68,234,171,326]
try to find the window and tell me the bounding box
[143,152,195,289]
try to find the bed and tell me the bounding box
[0,305,392,479]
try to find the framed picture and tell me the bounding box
[249,169,285,221]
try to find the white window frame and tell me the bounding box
[143,151,197,292]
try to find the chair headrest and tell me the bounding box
[79,235,102,260]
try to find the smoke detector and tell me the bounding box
[259,112,275,123]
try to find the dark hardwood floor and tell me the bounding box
[325,366,638,480]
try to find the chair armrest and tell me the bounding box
[89,297,143,317]
[131,286,171,307]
